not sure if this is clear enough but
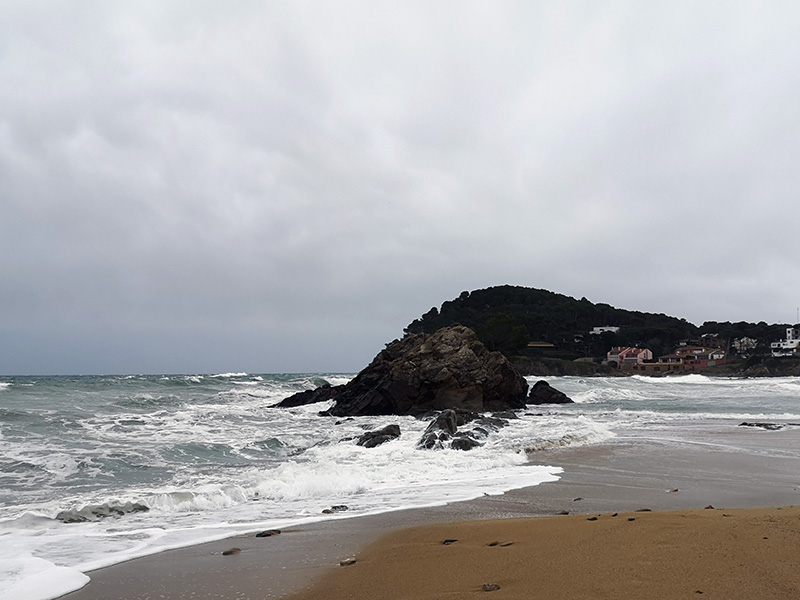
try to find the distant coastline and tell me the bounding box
[512,355,800,378]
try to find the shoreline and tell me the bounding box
[60,426,800,600]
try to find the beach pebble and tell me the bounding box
[442,539,458,545]
[557,510,569,515]
[587,516,598,521]
[628,517,636,522]
[256,529,281,537]
[704,505,715,510]
[499,541,513,547]
[222,548,241,556]
[572,497,584,501]
[482,583,501,592]
[340,557,357,566]
[488,541,499,546]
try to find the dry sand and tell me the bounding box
[61,428,800,600]
[288,507,800,600]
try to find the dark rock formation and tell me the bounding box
[528,380,573,405]
[416,408,509,451]
[274,383,344,408]
[317,325,528,416]
[418,409,459,449]
[356,424,401,447]
[450,433,482,451]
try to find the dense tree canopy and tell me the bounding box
[405,285,792,359]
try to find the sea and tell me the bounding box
[2,373,800,600]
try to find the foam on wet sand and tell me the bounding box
[61,430,800,600]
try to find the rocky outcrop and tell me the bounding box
[528,380,573,405]
[357,424,401,447]
[329,325,528,416]
[278,325,529,416]
[273,383,344,408]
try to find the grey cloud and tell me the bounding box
[2,2,800,374]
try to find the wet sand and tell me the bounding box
[61,427,800,600]
[289,506,800,600]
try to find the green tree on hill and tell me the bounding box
[477,313,530,354]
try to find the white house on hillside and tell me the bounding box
[771,327,800,357]
[590,326,620,335]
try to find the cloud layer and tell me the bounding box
[2,2,800,374]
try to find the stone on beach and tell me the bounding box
[255,529,281,537]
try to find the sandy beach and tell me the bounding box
[289,507,800,600]
[59,425,800,600]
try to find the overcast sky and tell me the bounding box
[2,2,800,375]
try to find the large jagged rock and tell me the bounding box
[278,325,529,416]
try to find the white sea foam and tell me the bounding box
[0,554,89,600]
[0,382,11,391]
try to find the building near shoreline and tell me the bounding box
[770,327,800,357]
[606,347,652,368]
[590,326,620,335]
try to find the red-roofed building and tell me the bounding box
[606,347,653,369]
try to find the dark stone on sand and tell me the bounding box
[528,380,573,405]
[635,508,652,512]
[482,583,501,592]
[442,539,458,545]
[628,517,636,521]
[280,325,529,417]
[322,505,349,514]
[356,424,401,448]
[255,529,281,537]
[739,421,783,430]
[222,548,240,556]
[274,383,345,408]
[587,516,598,521]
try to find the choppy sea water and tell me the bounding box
[2,373,800,600]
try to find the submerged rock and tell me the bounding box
[56,501,150,523]
[290,325,529,417]
[417,408,507,450]
[356,424,401,448]
[527,380,573,405]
